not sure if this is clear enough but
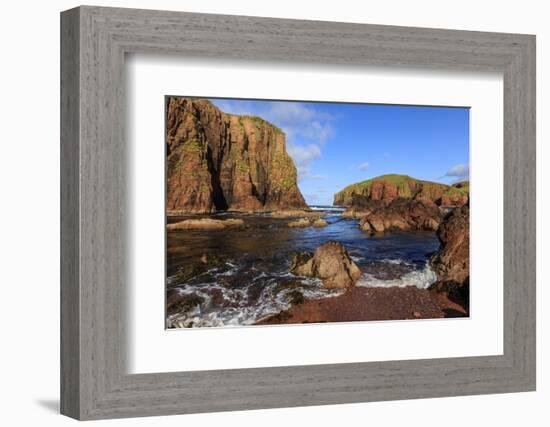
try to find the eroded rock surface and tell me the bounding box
[334,174,468,209]
[167,97,307,214]
[429,205,470,313]
[290,241,362,289]
[359,198,441,234]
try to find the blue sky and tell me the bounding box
[210,98,469,205]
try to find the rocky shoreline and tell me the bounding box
[165,98,470,327]
[165,202,470,326]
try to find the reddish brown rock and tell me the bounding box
[287,218,313,228]
[287,218,328,228]
[430,205,470,285]
[334,174,468,209]
[359,198,442,234]
[429,205,470,313]
[290,241,362,289]
[166,97,307,214]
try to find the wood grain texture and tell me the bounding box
[60,7,80,419]
[60,6,536,420]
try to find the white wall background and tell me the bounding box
[0,1,546,425]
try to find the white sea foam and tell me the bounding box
[380,258,414,266]
[356,262,437,289]
[166,271,345,328]
[308,205,346,212]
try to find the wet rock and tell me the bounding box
[166,218,244,231]
[429,205,470,313]
[287,290,306,305]
[288,218,313,228]
[169,253,224,287]
[287,218,328,228]
[430,205,469,285]
[359,198,441,234]
[290,252,315,277]
[166,290,204,316]
[290,241,362,289]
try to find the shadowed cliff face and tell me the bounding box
[166,97,307,213]
[428,204,470,314]
[430,204,470,286]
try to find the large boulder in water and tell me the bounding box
[290,241,362,289]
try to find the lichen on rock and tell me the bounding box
[166,97,307,214]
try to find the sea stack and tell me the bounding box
[166,97,307,214]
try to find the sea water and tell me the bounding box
[166,206,440,328]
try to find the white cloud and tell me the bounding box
[268,102,316,123]
[266,104,335,180]
[287,143,323,181]
[265,103,334,145]
[358,162,370,171]
[287,143,321,165]
[444,163,469,181]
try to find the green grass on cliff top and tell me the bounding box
[239,115,283,133]
[184,99,283,133]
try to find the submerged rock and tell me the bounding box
[288,218,313,228]
[287,218,328,228]
[290,241,362,289]
[312,218,328,228]
[166,218,244,231]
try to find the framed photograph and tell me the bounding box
[61,6,536,420]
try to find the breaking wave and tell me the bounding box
[166,265,345,328]
[356,262,437,289]
[308,205,346,213]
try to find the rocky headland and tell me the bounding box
[164,99,472,326]
[335,174,469,234]
[166,97,307,214]
[334,174,469,208]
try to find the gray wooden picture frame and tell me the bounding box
[60,5,536,420]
